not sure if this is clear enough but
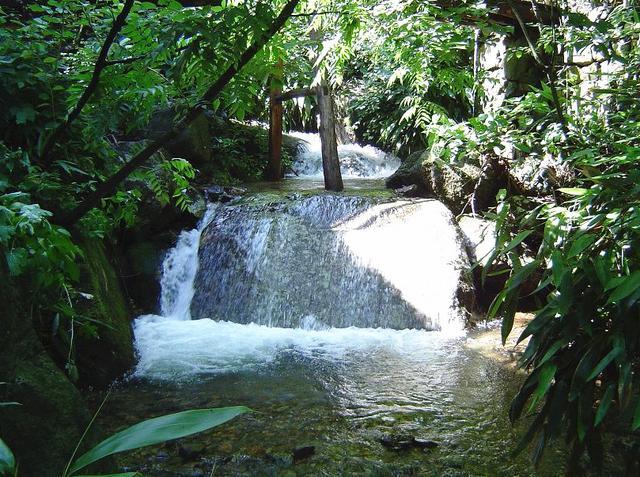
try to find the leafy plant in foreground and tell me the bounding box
[0,406,249,477]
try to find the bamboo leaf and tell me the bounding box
[606,271,640,304]
[558,187,588,196]
[69,407,250,474]
[594,385,615,427]
[587,339,624,382]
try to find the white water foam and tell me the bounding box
[133,317,464,380]
[288,132,400,179]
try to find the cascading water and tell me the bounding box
[111,135,565,476]
[190,197,469,330]
[288,131,401,178]
[158,204,217,320]
[134,137,471,378]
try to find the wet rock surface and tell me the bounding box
[191,194,472,330]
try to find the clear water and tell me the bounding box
[99,138,566,476]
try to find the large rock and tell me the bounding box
[459,215,543,311]
[73,238,135,387]
[147,108,212,169]
[387,152,506,215]
[385,150,432,195]
[0,275,112,476]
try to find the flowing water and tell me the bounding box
[98,138,565,476]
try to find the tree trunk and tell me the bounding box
[265,59,284,180]
[316,81,343,191]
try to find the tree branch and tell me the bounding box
[276,87,315,102]
[40,0,135,162]
[59,0,301,227]
[291,10,343,17]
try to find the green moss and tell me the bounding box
[0,277,112,476]
[74,238,135,388]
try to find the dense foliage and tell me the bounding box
[3,0,640,474]
[419,2,640,472]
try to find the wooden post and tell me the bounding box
[265,59,284,181]
[316,80,343,191]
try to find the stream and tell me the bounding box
[96,135,565,476]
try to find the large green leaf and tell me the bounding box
[0,438,15,477]
[76,474,141,477]
[606,270,640,304]
[69,407,250,475]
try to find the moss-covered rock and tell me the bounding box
[74,238,135,388]
[385,150,432,195]
[0,276,106,476]
[386,151,506,215]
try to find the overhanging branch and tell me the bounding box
[40,0,135,162]
[59,0,302,227]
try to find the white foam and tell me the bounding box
[133,317,464,380]
[288,132,400,179]
[158,205,217,320]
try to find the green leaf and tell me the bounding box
[501,230,533,255]
[594,385,615,428]
[606,271,640,304]
[539,339,565,366]
[506,260,539,292]
[567,234,596,258]
[569,344,602,401]
[529,362,557,411]
[587,339,624,382]
[0,438,16,476]
[633,398,640,431]
[69,407,250,474]
[557,187,588,196]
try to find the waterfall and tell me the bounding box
[288,132,401,178]
[191,196,470,330]
[156,205,217,320]
[134,135,472,379]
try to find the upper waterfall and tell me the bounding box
[288,132,401,178]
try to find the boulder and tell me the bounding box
[387,152,506,215]
[458,215,509,310]
[74,238,135,388]
[0,275,113,476]
[385,150,432,195]
[147,108,212,169]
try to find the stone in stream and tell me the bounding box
[292,445,316,463]
[379,434,440,452]
[203,184,246,203]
